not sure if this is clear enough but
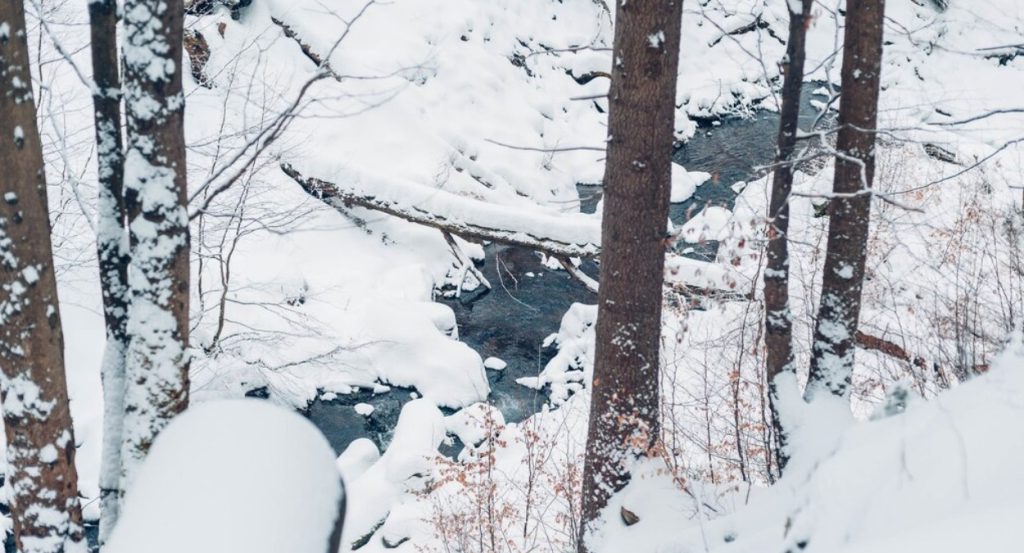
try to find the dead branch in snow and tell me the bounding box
[442,231,492,296]
[556,257,599,293]
[852,330,991,386]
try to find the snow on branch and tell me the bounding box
[282,163,601,258]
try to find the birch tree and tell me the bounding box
[577,1,683,550]
[763,0,814,471]
[119,0,191,489]
[806,0,886,400]
[86,0,129,542]
[0,2,86,550]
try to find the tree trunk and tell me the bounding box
[119,0,191,490]
[806,0,886,400]
[763,0,814,473]
[86,0,130,542]
[577,1,683,550]
[0,3,87,550]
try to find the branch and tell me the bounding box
[442,231,491,296]
[556,256,599,293]
[854,331,927,369]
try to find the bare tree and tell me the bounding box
[763,0,814,471]
[86,0,129,541]
[806,0,886,400]
[0,2,86,550]
[119,0,191,489]
[577,0,683,550]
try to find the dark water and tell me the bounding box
[306,85,832,455]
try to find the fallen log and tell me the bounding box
[854,330,928,370]
[282,163,602,259]
[853,330,990,386]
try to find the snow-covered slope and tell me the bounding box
[593,337,1024,553]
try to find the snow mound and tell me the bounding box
[106,400,343,553]
[483,356,507,371]
[344,399,447,547]
[336,438,380,483]
[446,402,506,449]
[517,303,596,404]
[671,164,712,203]
[679,205,733,243]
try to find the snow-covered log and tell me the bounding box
[282,164,601,259]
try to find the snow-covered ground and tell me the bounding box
[5,0,1024,550]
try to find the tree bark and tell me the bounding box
[120,0,191,491]
[806,0,886,400]
[577,1,683,550]
[0,3,87,550]
[86,0,130,542]
[763,0,814,474]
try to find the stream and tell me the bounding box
[305,86,829,456]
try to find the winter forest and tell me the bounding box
[0,0,1022,551]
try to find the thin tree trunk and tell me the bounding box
[806,0,886,400]
[577,1,683,550]
[0,3,86,550]
[119,0,191,490]
[86,0,130,542]
[763,0,813,473]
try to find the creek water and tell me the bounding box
[305,86,830,455]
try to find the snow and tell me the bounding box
[483,356,507,371]
[105,400,343,553]
[516,303,596,404]
[592,339,1024,553]
[289,162,602,256]
[671,163,712,203]
[10,0,1024,551]
[336,438,380,482]
[678,205,733,243]
[647,31,665,49]
[354,403,375,416]
[343,399,446,547]
[38,445,58,464]
[445,402,504,448]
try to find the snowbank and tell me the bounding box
[593,337,1024,553]
[516,303,596,404]
[342,399,446,548]
[106,400,343,553]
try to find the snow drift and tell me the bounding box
[105,400,344,553]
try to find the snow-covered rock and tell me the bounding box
[483,356,507,371]
[344,399,447,547]
[671,164,712,203]
[336,438,381,483]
